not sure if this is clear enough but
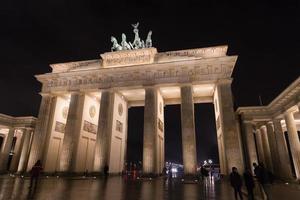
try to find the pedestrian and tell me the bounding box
[230,167,243,200]
[168,163,172,178]
[253,162,269,199]
[29,160,43,189]
[162,165,167,176]
[243,169,254,200]
[104,164,109,177]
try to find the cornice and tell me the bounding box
[36,56,237,93]
[237,76,300,121]
[0,114,36,128]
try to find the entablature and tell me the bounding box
[37,55,237,93]
[237,77,300,122]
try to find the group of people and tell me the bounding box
[230,162,273,200]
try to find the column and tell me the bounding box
[142,87,164,175]
[17,128,32,173]
[260,126,273,171]
[9,130,26,172]
[94,91,114,172]
[0,128,15,172]
[266,123,279,174]
[254,129,266,166]
[94,91,128,174]
[284,110,300,179]
[243,122,258,173]
[27,94,54,171]
[214,79,244,174]
[59,92,85,172]
[180,85,197,176]
[273,119,293,179]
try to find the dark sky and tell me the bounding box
[1,0,300,164]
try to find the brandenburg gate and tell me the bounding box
[23,44,243,176]
[23,24,244,176]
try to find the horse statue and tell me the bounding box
[121,33,132,50]
[131,22,144,49]
[145,30,152,48]
[111,36,122,51]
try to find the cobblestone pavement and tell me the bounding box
[0,175,299,200]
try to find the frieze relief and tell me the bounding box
[41,60,235,92]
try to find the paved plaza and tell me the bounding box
[1,175,300,200]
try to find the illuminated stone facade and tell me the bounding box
[2,45,247,176]
[0,114,36,173]
[237,77,300,180]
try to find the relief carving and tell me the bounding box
[83,120,97,134]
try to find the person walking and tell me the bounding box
[230,167,243,200]
[243,169,255,200]
[253,162,269,199]
[29,160,43,189]
[104,164,109,178]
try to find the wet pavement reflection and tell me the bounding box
[3,173,300,200]
[0,175,238,200]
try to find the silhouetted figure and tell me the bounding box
[230,167,243,200]
[29,160,43,189]
[162,166,167,176]
[104,165,109,178]
[200,166,209,181]
[243,169,254,200]
[168,163,172,178]
[253,162,269,199]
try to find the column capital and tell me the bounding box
[255,128,261,134]
[216,78,233,85]
[23,127,34,132]
[284,105,299,115]
[179,83,193,87]
[39,92,55,97]
[68,90,84,95]
[243,120,255,125]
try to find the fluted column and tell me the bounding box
[273,119,293,179]
[143,87,158,174]
[94,91,114,172]
[243,122,258,173]
[260,126,273,170]
[254,129,266,166]
[284,111,300,179]
[9,130,26,172]
[266,123,280,174]
[180,85,197,175]
[17,128,33,173]
[27,94,54,171]
[0,128,15,172]
[215,79,244,174]
[60,92,85,172]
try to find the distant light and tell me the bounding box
[56,176,59,178]
[285,182,289,185]
[171,168,178,173]
[208,159,213,164]
[93,177,97,179]
[181,179,184,181]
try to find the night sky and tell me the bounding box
[1,0,299,164]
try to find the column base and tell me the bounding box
[140,173,160,178]
[181,174,199,184]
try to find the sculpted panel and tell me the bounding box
[42,57,235,92]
